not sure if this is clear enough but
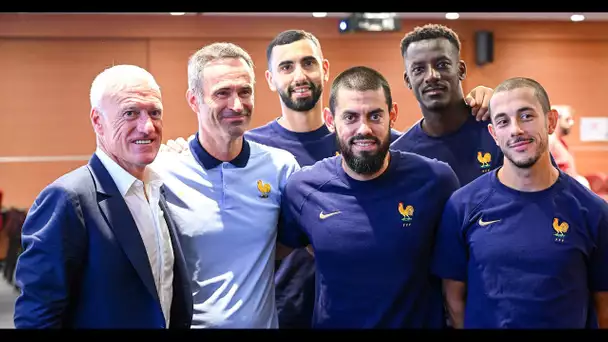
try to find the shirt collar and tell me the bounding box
[95,148,163,197]
[189,132,250,170]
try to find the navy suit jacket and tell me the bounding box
[14,154,193,329]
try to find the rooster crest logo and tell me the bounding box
[477,151,492,171]
[553,218,569,243]
[257,180,271,198]
[398,203,414,227]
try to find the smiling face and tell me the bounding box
[266,38,329,112]
[488,87,558,169]
[187,57,255,140]
[404,38,466,111]
[324,87,397,175]
[91,71,163,177]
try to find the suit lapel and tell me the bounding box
[87,154,160,304]
[159,187,193,325]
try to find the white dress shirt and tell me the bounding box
[96,148,175,328]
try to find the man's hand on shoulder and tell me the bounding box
[465,86,494,122]
[159,135,194,155]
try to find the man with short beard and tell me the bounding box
[277,66,461,328]
[431,77,608,329]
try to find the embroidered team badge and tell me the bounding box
[477,151,492,173]
[257,180,271,198]
[553,218,569,243]
[398,202,414,227]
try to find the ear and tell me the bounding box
[389,102,399,128]
[323,107,336,133]
[90,108,104,136]
[322,58,330,83]
[487,122,499,146]
[265,69,277,92]
[403,71,412,90]
[186,89,200,114]
[547,109,559,135]
[458,60,467,81]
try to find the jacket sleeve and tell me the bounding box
[14,185,86,329]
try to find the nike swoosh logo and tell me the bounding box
[479,218,501,226]
[320,211,341,219]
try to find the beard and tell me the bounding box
[503,136,547,169]
[279,81,323,112]
[337,129,391,175]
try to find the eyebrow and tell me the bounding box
[277,55,317,68]
[516,106,536,113]
[493,106,536,120]
[342,108,384,116]
[410,55,451,66]
[213,84,253,93]
[121,103,161,111]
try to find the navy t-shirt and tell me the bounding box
[246,119,338,168]
[278,150,460,328]
[431,168,608,328]
[391,114,503,186]
[245,119,401,328]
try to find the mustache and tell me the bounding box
[288,81,316,94]
[349,134,380,145]
[422,83,448,93]
[508,136,534,145]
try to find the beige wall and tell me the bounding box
[1,14,607,208]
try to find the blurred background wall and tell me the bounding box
[1,12,608,209]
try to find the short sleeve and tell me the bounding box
[431,195,469,282]
[277,178,309,249]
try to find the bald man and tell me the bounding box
[13,65,193,329]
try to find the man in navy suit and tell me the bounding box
[13,65,193,329]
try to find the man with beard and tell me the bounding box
[152,42,300,328]
[391,24,504,186]
[277,66,461,328]
[431,77,608,329]
[549,105,590,187]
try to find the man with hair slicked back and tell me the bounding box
[14,64,193,329]
[277,65,460,328]
[431,76,608,329]
[152,42,300,329]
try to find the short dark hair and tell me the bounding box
[400,24,461,59]
[491,77,552,117]
[266,29,322,69]
[328,66,392,115]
